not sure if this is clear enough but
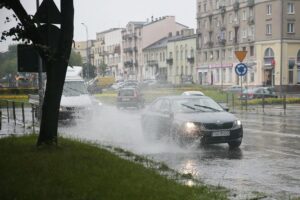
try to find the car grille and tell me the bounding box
[203,122,233,130]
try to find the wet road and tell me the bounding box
[58,105,300,199]
[1,105,300,199]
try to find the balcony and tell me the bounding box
[219,6,226,15]
[196,28,202,35]
[124,60,133,68]
[233,1,240,11]
[232,19,240,27]
[187,56,195,64]
[218,39,226,46]
[248,0,255,7]
[166,58,173,65]
[220,24,226,31]
[247,17,255,25]
[205,41,214,48]
[123,47,137,53]
[147,60,158,67]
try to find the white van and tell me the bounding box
[29,66,101,120]
[59,66,96,120]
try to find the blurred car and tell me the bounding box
[117,87,145,109]
[119,81,140,89]
[223,85,243,93]
[141,96,243,148]
[181,91,205,96]
[239,87,278,100]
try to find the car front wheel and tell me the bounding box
[228,140,242,149]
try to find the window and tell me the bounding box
[288,2,295,14]
[242,10,247,21]
[266,4,272,15]
[266,24,272,35]
[229,14,233,23]
[229,31,233,41]
[204,3,207,12]
[250,72,255,83]
[287,23,295,33]
[250,46,254,57]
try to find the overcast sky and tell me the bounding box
[0,0,196,52]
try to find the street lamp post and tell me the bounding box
[81,23,89,79]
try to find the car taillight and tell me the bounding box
[248,93,253,97]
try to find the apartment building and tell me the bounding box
[92,28,123,79]
[73,40,95,65]
[196,0,300,90]
[167,30,197,84]
[122,16,188,80]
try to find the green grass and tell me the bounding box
[0,135,227,200]
[97,85,232,105]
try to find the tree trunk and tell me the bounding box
[37,0,74,146]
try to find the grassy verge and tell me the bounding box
[96,86,231,105]
[0,135,227,200]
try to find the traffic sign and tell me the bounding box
[235,63,248,76]
[234,51,247,62]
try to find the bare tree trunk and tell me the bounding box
[37,0,74,145]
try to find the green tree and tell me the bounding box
[68,50,82,66]
[0,45,18,78]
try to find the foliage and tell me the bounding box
[0,45,18,78]
[0,135,227,200]
[99,62,107,76]
[68,50,82,66]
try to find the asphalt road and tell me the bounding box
[1,105,300,199]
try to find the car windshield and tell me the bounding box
[172,97,224,113]
[63,81,88,96]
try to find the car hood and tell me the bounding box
[174,111,237,124]
[60,94,93,108]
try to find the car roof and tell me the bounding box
[182,91,204,95]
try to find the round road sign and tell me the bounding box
[235,63,248,76]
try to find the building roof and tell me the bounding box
[96,28,122,35]
[143,35,183,51]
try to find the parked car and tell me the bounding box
[239,87,278,100]
[181,90,205,96]
[141,96,243,148]
[117,87,145,109]
[223,85,243,93]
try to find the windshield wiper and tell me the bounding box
[181,103,196,110]
[194,104,221,112]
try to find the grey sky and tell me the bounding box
[0,0,196,52]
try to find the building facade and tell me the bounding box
[122,16,188,80]
[92,28,123,79]
[196,0,300,90]
[167,30,197,84]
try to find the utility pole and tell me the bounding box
[280,0,284,97]
[81,23,89,79]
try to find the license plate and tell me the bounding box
[122,98,130,101]
[212,131,230,137]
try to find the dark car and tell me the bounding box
[223,85,243,93]
[141,96,243,148]
[117,87,145,109]
[240,87,278,100]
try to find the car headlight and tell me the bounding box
[183,122,199,135]
[233,120,242,128]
